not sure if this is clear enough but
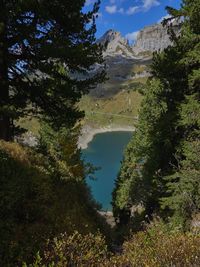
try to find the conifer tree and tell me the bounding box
[0,0,105,140]
[161,0,200,225]
[113,0,200,225]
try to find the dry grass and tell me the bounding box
[28,221,200,267]
[79,88,143,127]
[16,117,41,135]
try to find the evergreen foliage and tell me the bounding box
[0,132,109,265]
[27,220,200,267]
[0,0,105,140]
[0,1,110,265]
[113,0,200,227]
[1,0,200,265]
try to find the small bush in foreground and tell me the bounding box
[114,221,200,267]
[24,232,109,267]
[27,221,200,267]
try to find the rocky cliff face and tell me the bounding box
[133,22,181,53]
[92,22,180,98]
[98,29,136,59]
[99,22,181,57]
[92,30,151,98]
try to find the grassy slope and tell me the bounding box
[17,62,149,132]
[79,77,147,128]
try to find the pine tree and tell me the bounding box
[0,0,105,141]
[161,0,200,224]
[113,0,200,225]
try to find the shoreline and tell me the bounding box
[78,125,135,149]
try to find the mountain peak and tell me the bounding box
[98,29,132,59]
[98,29,122,44]
[98,21,181,59]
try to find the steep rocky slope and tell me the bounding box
[90,21,180,98]
[98,29,136,59]
[92,29,151,98]
[133,21,181,53]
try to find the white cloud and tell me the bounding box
[157,14,172,23]
[105,5,118,14]
[125,0,160,15]
[105,5,124,14]
[126,6,140,15]
[125,31,139,42]
[142,0,160,10]
[105,0,160,16]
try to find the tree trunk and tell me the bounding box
[0,5,12,141]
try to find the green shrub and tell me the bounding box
[114,220,200,267]
[25,232,109,267]
[0,141,53,265]
[0,141,109,266]
[27,220,200,267]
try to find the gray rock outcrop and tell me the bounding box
[92,22,181,97]
[98,21,181,58]
[98,29,136,59]
[133,21,181,53]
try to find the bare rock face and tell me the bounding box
[92,22,180,98]
[98,29,123,44]
[133,22,181,53]
[98,29,136,59]
[98,22,181,58]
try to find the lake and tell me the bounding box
[82,131,133,211]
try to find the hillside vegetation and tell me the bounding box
[113,0,200,230]
[0,127,110,265]
[26,220,200,266]
[0,0,200,266]
[79,77,147,127]
[0,0,109,265]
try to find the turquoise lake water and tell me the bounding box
[82,131,133,211]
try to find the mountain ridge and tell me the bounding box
[98,20,181,59]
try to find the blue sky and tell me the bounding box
[84,0,182,42]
